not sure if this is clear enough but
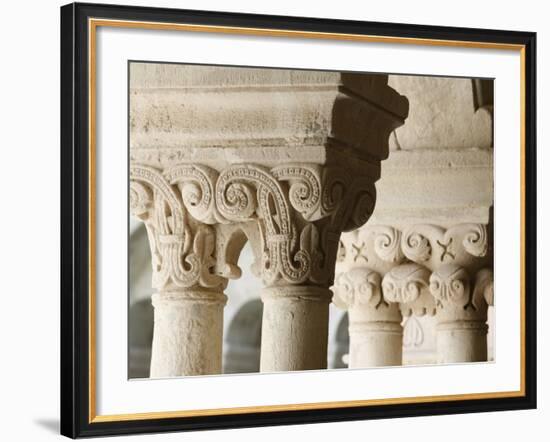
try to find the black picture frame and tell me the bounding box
[61,2,537,438]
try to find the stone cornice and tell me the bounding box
[130,66,408,167]
[370,148,493,226]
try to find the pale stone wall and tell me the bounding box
[388,76,492,150]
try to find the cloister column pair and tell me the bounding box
[334,76,494,367]
[129,64,409,376]
[335,225,494,366]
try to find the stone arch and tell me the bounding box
[128,221,154,378]
[128,298,154,378]
[331,312,349,369]
[223,299,263,373]
[215,221,264,282]
[220,222,264,374]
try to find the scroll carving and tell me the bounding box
[403,316,424,348]
[370,226,405,263]
[474,268,494,307]
[337,223,492,317]
[429,264,490,322]
[338,225,405,275]
[402,224,489,270]
[382,263,430,304]
[130,165,224,290]
[332,267,383,309]
[429,265,471,306]
[133,162,378,287]
[381,263,435,316]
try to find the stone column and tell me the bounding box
[332,75,495,367]
[250,160,405,373]
[334,268,401,367]
[382,263,435,362]
[130,166,229,377]
[150,290,226,377]
[129,64,409,375]
[429,266,493,363]
[260,286,331,371]
[334,226,409,367]
[484,270,495,360]
[401,224,493,363]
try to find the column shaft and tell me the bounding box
[430,265,491,364]
[150,290,227,377]
[259,286,331,372]
[348,306,402,367]
[436,320,488,363]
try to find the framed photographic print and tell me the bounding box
[60,2,537,438]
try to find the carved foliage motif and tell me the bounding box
[474,268,494,306]
[429,264,470,309]
[132,162,377,287]
[332,268,383,309]
[403,316,424,348]
[339,223,489,272]
[370,226,405,263]
[336,222,493,319]
[380,263,436,316]
[338,225,405,274]
[402,224,489,269]
[382,263,430,304]
[429,265,492,320]
[130,165,223,290]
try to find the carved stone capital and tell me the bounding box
[382,263,435,316]
[333,266,402,367]
[429,264,489,322]
[332,267,401,323]
[402,223,491,271]
[133,161,380,288]
[130,165,226,291]
[209,163,376,286]
[476,268,494,306]
[338,225,405,275]
[382,263,429,304]
[428,265,492,363]
[333,267,382,309]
